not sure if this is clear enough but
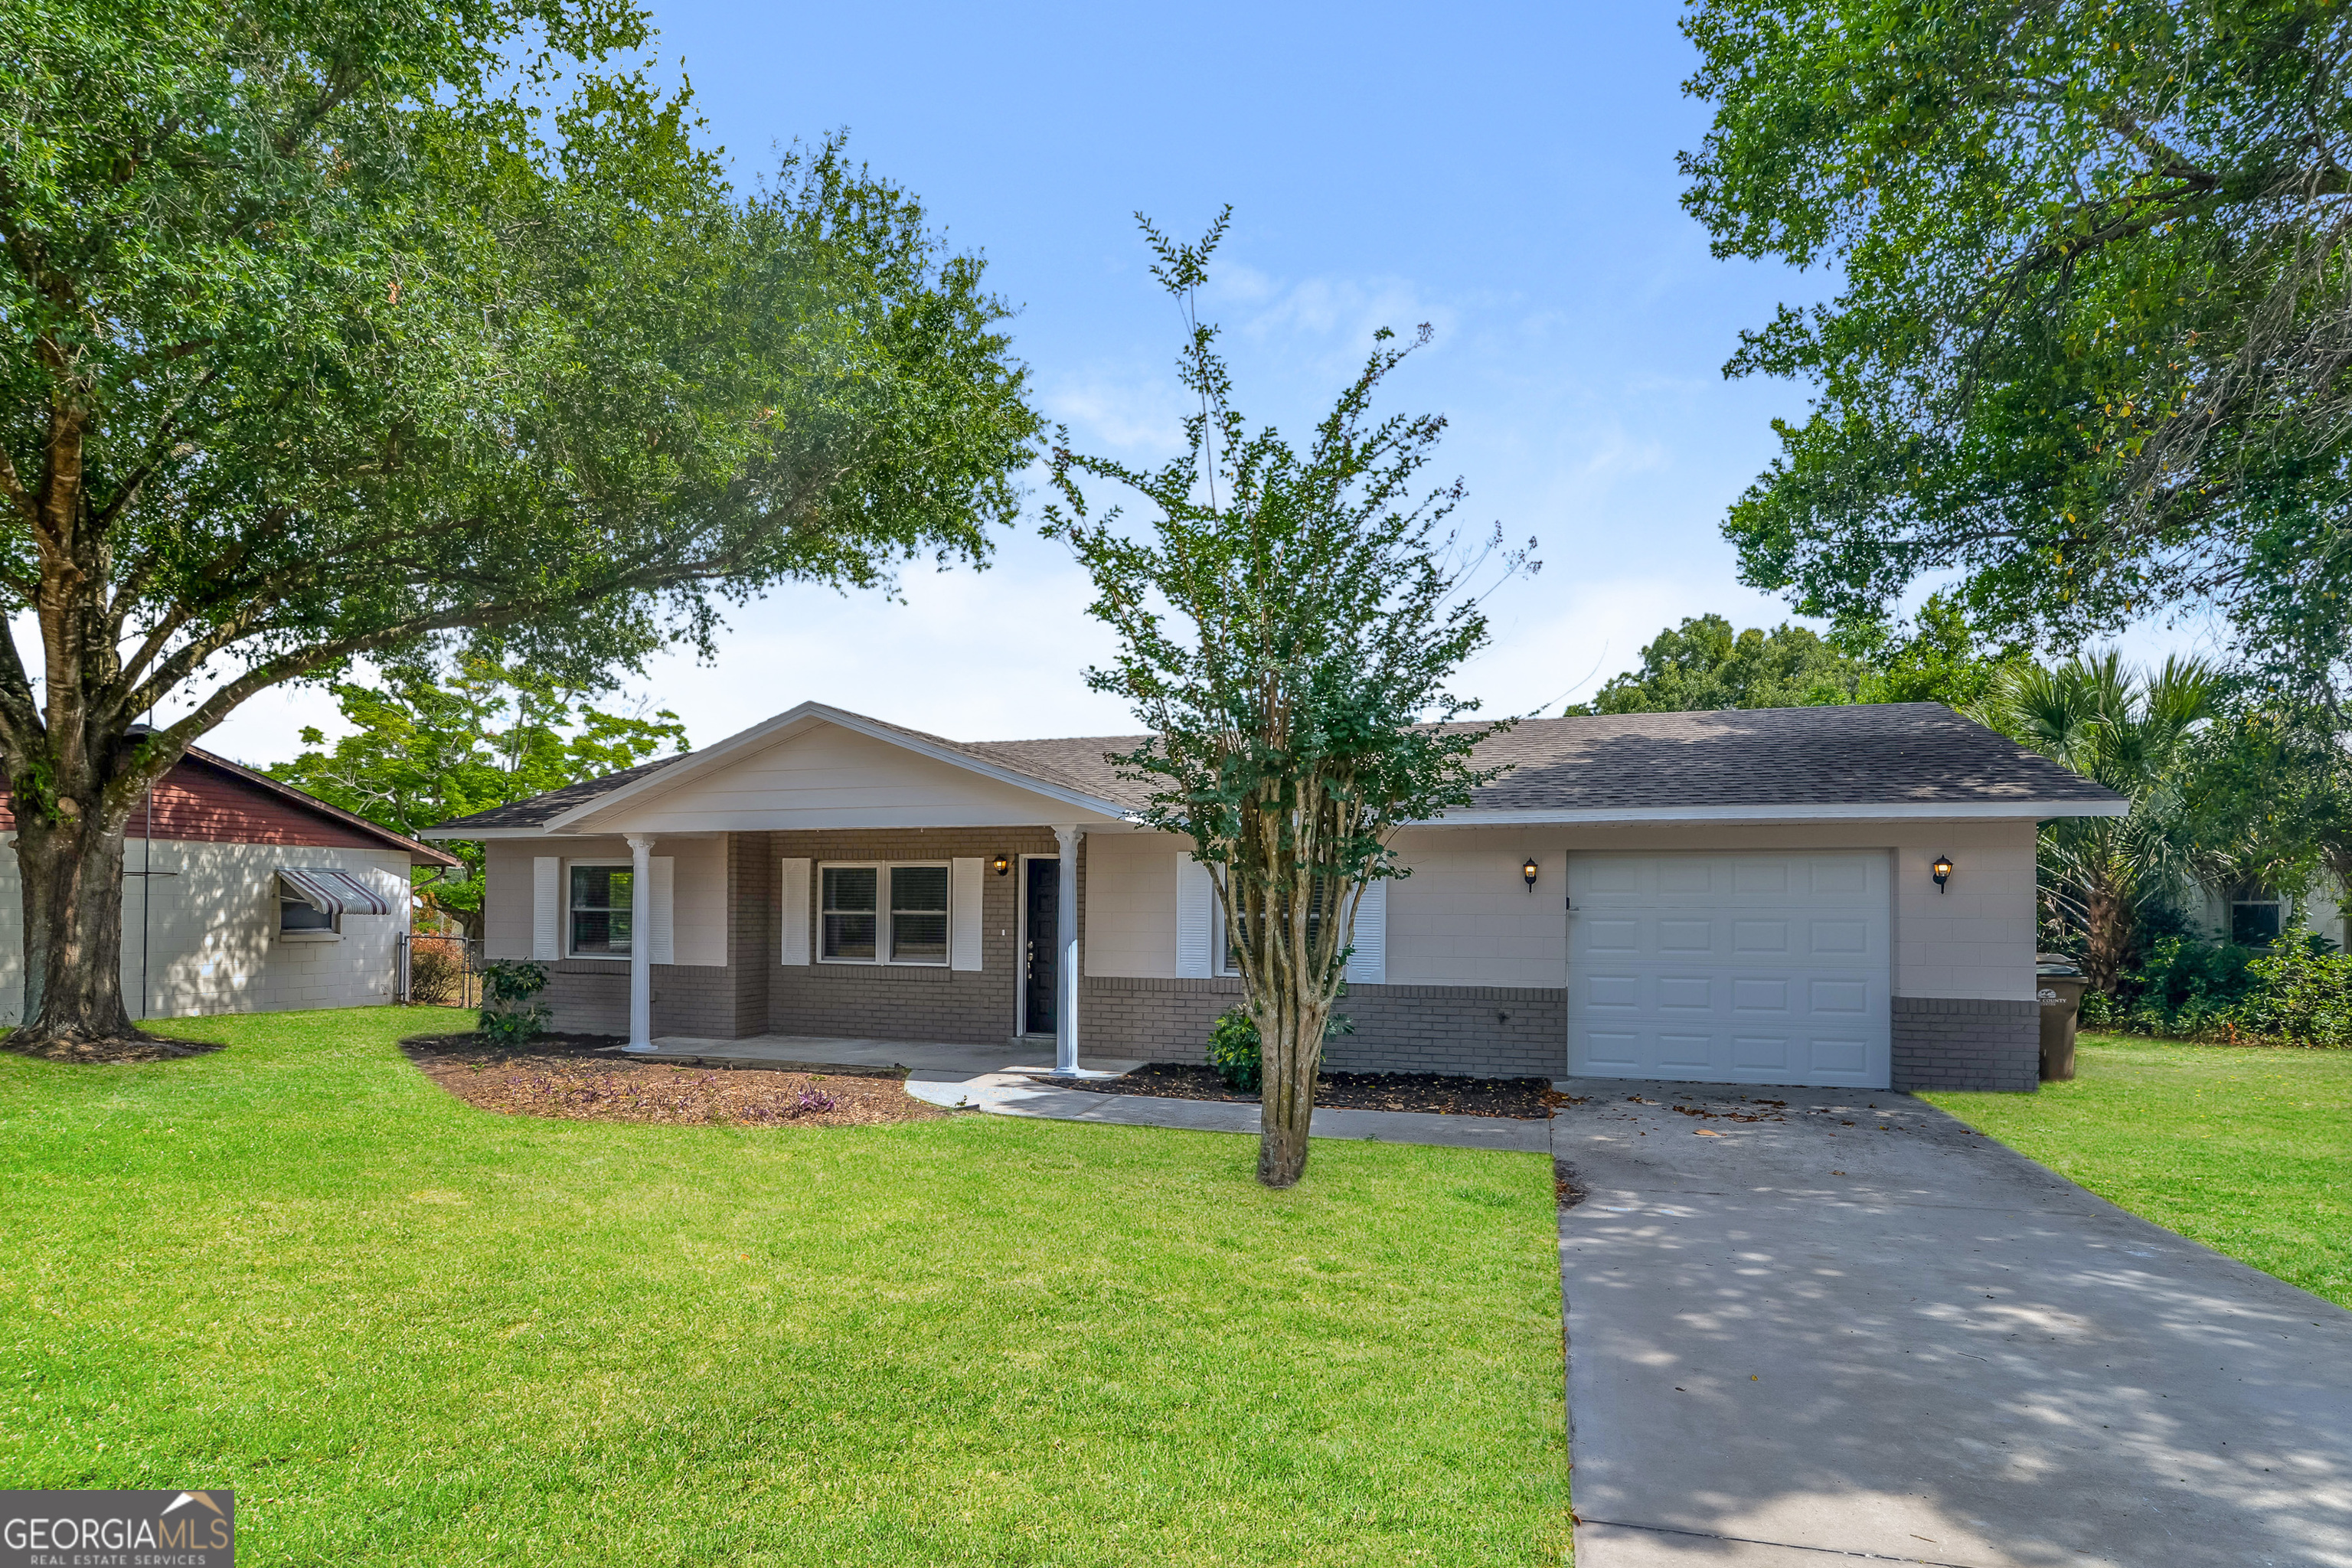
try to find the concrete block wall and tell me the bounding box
[1890,996,2040,1093]
[1082,975,1569,1080]
[0,841,411,1024]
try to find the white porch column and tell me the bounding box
[1055,825,1082,1075]
[626,833,655,1050]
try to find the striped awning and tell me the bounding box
[277,867,392,918]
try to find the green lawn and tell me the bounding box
[1924,1033,2352,1308]
[0,1009,1568,1566]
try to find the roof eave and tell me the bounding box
[1424,799,2129,825]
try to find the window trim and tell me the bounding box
[565,858,636,962]
[817,860,953,968]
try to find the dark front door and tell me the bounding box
[1025,858,1058,1034]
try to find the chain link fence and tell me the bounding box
[398,933,482,1009]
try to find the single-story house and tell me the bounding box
[0,743,458,1023]
[426,699,2124,1093]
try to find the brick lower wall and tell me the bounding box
[1890,996,2040,1093]
[763,827,1060,1046]
[1081,976,1570,1080]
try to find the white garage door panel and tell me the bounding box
[1567,852,1891,1089]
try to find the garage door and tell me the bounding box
[1566,852,1891,1089]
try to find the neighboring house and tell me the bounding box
[0,743,459,1024]
[2192,877,2345,951]
[427,699,2125,1093]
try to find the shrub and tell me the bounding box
[1204,1004,1356,1093]
[1207,1008,1263,1092]
[407,941,466,1006]
[479,960,550,1045]
[2239,946,2352,1045]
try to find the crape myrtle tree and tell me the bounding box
[1044,214,1533,1187]
[0,1,1037,1057]
[1682,1,2352,701]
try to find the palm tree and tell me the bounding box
[1981,652,2225,993]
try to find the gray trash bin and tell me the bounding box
[2035,959,2087,1082]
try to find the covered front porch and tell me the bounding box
[435,701,1153,1072]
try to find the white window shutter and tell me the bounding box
[1344,876,1387,985]
[649,857,675,965]
[531,857,560,960]
[779,858,811,965]
[950,858,984,971]
[1174,854,1214,978]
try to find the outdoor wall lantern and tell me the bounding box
[1522,856,1540,890]
[1932,854,1955,894]
[990,854,1012,877]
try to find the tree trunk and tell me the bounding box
[12,806,133,1053]
[1255,988,1331,1188]
[2082,881,2132,996]
[5,742,203,1062]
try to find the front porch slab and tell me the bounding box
[626,1034,1144,1089]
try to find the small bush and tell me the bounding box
[1204,1004,1356,1093]
[407,941,466,1006]
[1207,1008,1262,1092]
[479,959,550,1045]
[2240,946,2352,1045]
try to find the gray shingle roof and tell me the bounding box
[427,753,692,832]
[423,701,2117,834]
[1452,703,2117,812]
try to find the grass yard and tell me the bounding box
[0,1008,1569,1566]
[1924,1033,2352,1309]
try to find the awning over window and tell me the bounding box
[277,867,391,918]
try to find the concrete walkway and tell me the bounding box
[1555,1079,2352,1567]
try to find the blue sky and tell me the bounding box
[194,1,2200,763]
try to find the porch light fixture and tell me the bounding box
[1522,857,1540,890]
[990,854,1012,877]
[1932,854,1954,893]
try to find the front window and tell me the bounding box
[1219,877,1326,975]
[822,865,879,960]
[819,863,950,965]
[890,865,949,964]
[570,864,633,957]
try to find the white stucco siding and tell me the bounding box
[575,726,1116,834]
[0,841,413,1024]
[1078,819,2041,1004]
[480,833,726,965]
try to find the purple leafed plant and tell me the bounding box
[791,1087,839,1118]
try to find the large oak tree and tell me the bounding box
[1,0,1037,1056]
[1684,1,2352,698]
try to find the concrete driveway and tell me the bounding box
[1556,1080,2352,1567]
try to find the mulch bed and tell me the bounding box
[402,1036,942,1128]
[3,1033,224,1064]
[1050,1062,1567,1119]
